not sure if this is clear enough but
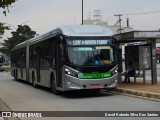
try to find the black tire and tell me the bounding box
[50,73,60,95]
[32,72,38,88]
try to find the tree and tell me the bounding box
[0,0,17,44]
[0,23,10,39]
[0,25,36,55]
[0,0,17,16]
[0,0,17,42]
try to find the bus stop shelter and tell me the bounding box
[115,31,160,84]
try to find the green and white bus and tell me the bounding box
[11,25,118,94]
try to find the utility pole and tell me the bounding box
[114,14,123,82]
[126,18,129,27]
[114,14,123,34]
[82,0,83,25]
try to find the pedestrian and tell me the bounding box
[124,62,135,83]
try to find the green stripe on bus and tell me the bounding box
[78,71,112,79]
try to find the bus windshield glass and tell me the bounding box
[65,46,116,66]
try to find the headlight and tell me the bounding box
[112,67,118,75]
[115,69,118,73]
[65,68,78,78]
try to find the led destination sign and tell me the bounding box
[67,40,111,46]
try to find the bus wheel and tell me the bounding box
[32,72,37,88]
[50,73,60,95]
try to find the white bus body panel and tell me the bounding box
[59,25,113,37]
[63,74,118,91]
[62,65,118,91]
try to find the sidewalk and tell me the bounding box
[114,78,160,101]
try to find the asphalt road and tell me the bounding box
[0,72,160,120]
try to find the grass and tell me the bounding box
[3,66,11,72]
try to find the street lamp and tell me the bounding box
[82,0,83,25]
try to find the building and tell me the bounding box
[83,14,160,63]
[83,19,133,34]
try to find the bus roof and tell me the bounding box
[12,25,113,51]
[59,25,113,36]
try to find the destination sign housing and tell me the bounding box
[67,40,112,46]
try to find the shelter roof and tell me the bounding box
[115,31,160,43]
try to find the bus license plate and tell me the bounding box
[90,84,100,88]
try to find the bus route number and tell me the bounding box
[72,40,108,45]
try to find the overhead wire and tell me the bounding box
[123,10,160,16]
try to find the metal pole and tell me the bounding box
[117,44,123,82]
[114,14,122,34]
[82,0,83,25]
[151,39,157,84]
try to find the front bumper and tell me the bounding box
[63,73,118,91]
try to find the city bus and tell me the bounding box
[11,25,118,94]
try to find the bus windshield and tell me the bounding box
[65,46,117,66]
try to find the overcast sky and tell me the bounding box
[1,0,160,41]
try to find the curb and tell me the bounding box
[114,88,160,101]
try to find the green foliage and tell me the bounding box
[0,0,16,16]
[0,23,10,37]
[3,66,11,72]
[0,25,36,55]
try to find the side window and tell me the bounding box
[29,46,35,68]
[47,40,54,66]
[42,39,54,66]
